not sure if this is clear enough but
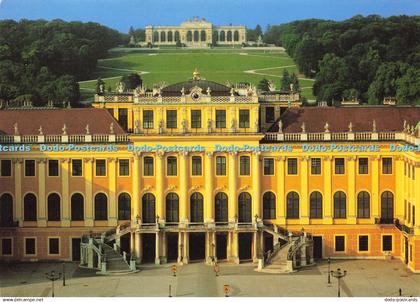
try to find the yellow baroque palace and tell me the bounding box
[0,71,419,274]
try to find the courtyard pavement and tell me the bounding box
[0,259,419,297]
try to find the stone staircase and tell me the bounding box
[99,244,132,274]
[258,241,294,274]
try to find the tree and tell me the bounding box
[396,67,420,105]
[257,78,270,92]
[121,73,142,90]
[281,69,291,91]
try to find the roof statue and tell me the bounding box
[192,68,201,81]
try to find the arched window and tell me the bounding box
[215,192,228,223]
[310,192,323,219]
[334,191,346,218]
[160,31,166,42]
[263,192,276,219]
[167,31,173,42]
[24,193,37,221]
[174,31,180,42]
[94,193,108,221]
[190,192,204,223]
[71,193,84,221]
[357,191,370,218]
[47,193,61,221]
[238,192,252,223]
[187,31,192,42]
[0,193,13,226]
[153,31,159,42]
[227,31,232,42]
[200,30,206,42]
[142,193,155,223]
[220,31,225,42]
[166,193,179,223]
[381,191,394,221]
[194,30,199,42]
[118,193,131,220]
[286,192,299,219]
[234,30,239,41]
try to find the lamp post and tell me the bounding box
[62,262,66,286]
[327,257,331,284]
[330,268,347,297]
[45,270,62,297]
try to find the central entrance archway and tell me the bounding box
[216,233,227,260]
[189,232,205,261]
[142,233,156,263]
[167,233,178,262]
[238,233,253,261]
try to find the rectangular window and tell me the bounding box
[335,158,345,174]
[382,235,393,252]
[119,159,130,176]
[382,158,392,174]
[192,156,202,176]
[265,107,275,123]
[25,238,36,255]
[215,110,226,128]
[143,157,154,176]
[311,158,321,175]
[358,235,369,252]
[48,238,60,255]
[48,160,59,177]
[263,158,274,176]
[216,156,226,176]
[239,156,250,176]
[143,110,154,129]
[287,158,298,175]
[335,236,345,252]
[0,160,11,176]
[239,109,250,128]
[358,158,369,174]
[118,108,128,131]
[96,159,106,176]
[1,238,12,255]
[72,159,83,176]
[167,157,177,176]
[25,160,35,177]
[191,110,202,129]
[166,110,177,129]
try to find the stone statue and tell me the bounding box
[207,87,211,96]
[348,122,353,133]
[372,120,377,132]
[324,121,330,133]
[62,124,68,135]
[13,123,19,135]
[181,119,188,134]
[38,126,43,135]
[109,123,114,134]
[254,118,259,132]
[134,120,140,134]
[278,120,283,133]
[290,83,294,92]
[268,80,276,92]
[230,119,237,133]
[207,119,212,133]
[230,87,235,96]
[85,124,90,135]
[301,122,306,133]
[117,81,125,93]
[158,120,164,134]
[99,83,105,94]
[181,87,185,96]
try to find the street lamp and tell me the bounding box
[330,268,347,297]
[327,257,331,284]
[45,270,62,297]
[62,262,66,286]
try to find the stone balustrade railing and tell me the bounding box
[0,133,129,144]
[264,131,420,144]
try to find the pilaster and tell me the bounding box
[37,159,47,227]
[323,156,333,224]
[61,158,70,227]
[156,151,164,221]
[179,152,188,223]
[300,157,309,224]
[348,156,357,224]
[13,159,22,225]
[252,152,261,219]
[108,158,117,226]
[276,156,286,224]
[371,156,380,219]
[84,158,94,226]
[228,152,238,221]
[205,152,214,223]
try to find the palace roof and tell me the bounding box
[161,79,235,97]
[0,108,125,135]
[268,107,420,133]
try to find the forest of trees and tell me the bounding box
[264,15,420,105]
[0,19,125,106]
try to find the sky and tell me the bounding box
[0,0,419,33]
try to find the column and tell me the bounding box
[205,232,211,264]
[156,151,164,222]
[161,232,167,264]
[155,232,160,264]
[132,153,141,220]
[135,232,141,264]
[84,158,94,226]
[177,232,183,263]
[276,157,286,225]
[13,159,22,226]
[37,159,47,227]
[253,232,258,262]
[183,231,189,264]
[252,152,261,219]
[179,152,188,224]
[232,232,239,264]
[371,156,380,220]
[300,157,309,224]
[205,152,214,224]
[348,156,356,224]
[108,158,117,226]
[228,152,238,222]
[61,158,70,227]
[395,156,404,221]
[323,156,333,224]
